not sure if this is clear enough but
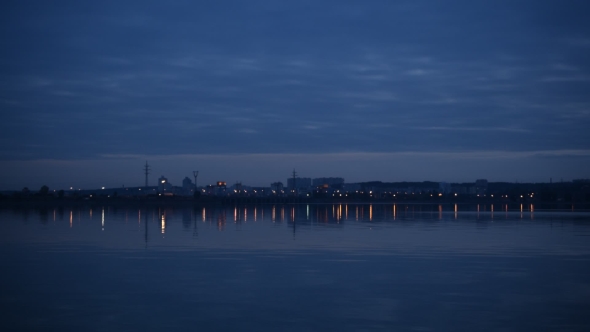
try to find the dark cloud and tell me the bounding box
[1,0,589,187]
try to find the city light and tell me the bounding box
[36,173,569,203]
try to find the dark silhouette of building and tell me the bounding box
[158,176,172,192]
[288,177,311,190]
[182,177,193,190]
[475,179,488,195]
[313,177,344,188]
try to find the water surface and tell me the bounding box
[1,204,589,331]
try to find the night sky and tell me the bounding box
[1,0,589,190]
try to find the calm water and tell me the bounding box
[1,203,590,331]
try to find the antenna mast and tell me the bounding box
[144,161,150,189]
[193,171,199,191]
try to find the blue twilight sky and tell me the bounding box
[1,0,590,189]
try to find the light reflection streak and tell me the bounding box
[89,209,92,219]
[192,209,198,238]
[144,210,148,246]
[217,212,226,231]
[44,203,575,230]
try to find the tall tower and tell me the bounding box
[144,161,150,189]
[193,171,199,191]
[292,169,297,196]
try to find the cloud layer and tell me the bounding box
[1,0,589,187]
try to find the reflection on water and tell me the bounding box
[1,203,590,331]
[2,203,589,255]
[5,203,588,235]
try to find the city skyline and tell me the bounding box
[2,156,586,192]
[1,1,589,189]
